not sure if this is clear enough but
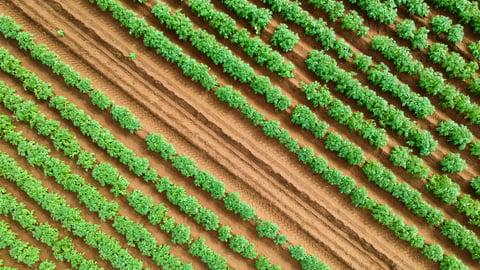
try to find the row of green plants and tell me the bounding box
[212,78,468,270]
[260,0,353,60]
[371,35,480,128]
[0,79,235,269]
[294,85,480,260]
[219,0,272,33]
[389,146,430,179]
[0,14,287,268]
[430,15,464,44]
[394,18,478,93]
[0,186,101,269]
[288,89,480,262]
[395,19,430,50]
[308,0,378,37]
[305,49,437,156]
[366,62,435,118]
[151,2,290,111]
[291,104,366,165]
[346,0,398,24]
[306,0,442,123]
[363,159,480,261]
[0,2,286,268]
[469,41,480,61]
[427,174,480,228]
[349,0,430,22]
[426,0,480,33]
[0,57,220,267]
[0,113,197,269]
[0,15,141,133]
[0,220,41,267]
[394,0,430,17]
[45,72,275,267]
[0,148,143,269]
[370,36,423,75]
[301,50,480,263]
[37,75,268,266]
[300,82,389,148]
[0,81,96,171]
[307,0,345,23]
[357,11,479,99]
[437,120,474,151]
[428,42,478,81]
[180,0,295,78]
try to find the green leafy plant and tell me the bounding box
[436,120,473,150]
[427,174,460,205]
[271,24,299,52]
[440,153,467,173]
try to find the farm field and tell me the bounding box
[1,0,480,269]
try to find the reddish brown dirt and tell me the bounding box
[1,0,480,269]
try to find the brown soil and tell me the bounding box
[1,0,479,269]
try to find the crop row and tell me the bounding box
[219,0,272,33]
[306,49,437,155]
[84,1,335,268]
[426,0,480,33]
[287,81,480,261]
[0,219,42,267]
[0,145,144,269]
[1,14,302,268]
[0,111,202,269]
[213,72,470,269]
[0,12,298,269]
[180,0,295,78]
[371,36,480,153]
[151,1,290,111]
[0,186,100,269]
[391,18,480,97]
[0,78,237,269]
[0,44,284,268]
[0,15,141,133]
[299,81,389,148]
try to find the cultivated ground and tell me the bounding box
[0,0,479,269]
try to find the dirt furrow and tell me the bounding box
[1,0,416,268]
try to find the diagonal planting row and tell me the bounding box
[0,80,226,270]
[371,36,480,154]
[175,0,295,78]
[150,1,291,111]
[0,219,42,268]
[0,185,101,270]
[0,45,284,269]
[265,0,480,162]
[0,1,412,268]
[296,0,480,205]
[167,0,390,150]
[87,0,475,269]
[256,0,442,157]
